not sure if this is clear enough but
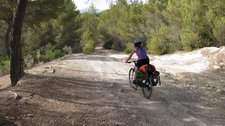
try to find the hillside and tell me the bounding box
[0,47,225,126]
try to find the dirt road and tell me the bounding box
[0,50,225,126]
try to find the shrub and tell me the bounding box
[0,56,10,75]
[40,43,65,62]
[124,42,133,54]
[24,54,34,69]
[42,49,64,62]
[63,45,72,54]
[83,40,95,54]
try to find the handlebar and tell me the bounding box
[127,61,137,64]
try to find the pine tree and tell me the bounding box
[9,0,28,86]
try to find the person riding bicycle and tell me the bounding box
[125,38,149,89]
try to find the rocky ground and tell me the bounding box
[0,47,225,126]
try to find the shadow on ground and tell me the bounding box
[0,118,17,126]
[0,73,167,125]
[1,73,225,126]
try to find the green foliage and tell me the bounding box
[0,21,6,54]
[41,43,65,62]
[147,25,182,54]
[98,2,148,50]
[53,0,81,51]
[179,0,212,50]
[0,0,77,74]
[25,0,65,26]
[0,56,10,75]
[78,12,99,40]
[80,29,96,54]
[98,0,224,54]
[0,0,15,24]
[78,12,99,53]
[83,40,95,54]
[124,42,134,54]
[20,0,80,65]
[213,17,225,46]
[147,30,168,54]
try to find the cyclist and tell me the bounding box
[125,38,149,89]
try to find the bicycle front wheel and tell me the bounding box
[128,68,135,87]
[142,77,153,99]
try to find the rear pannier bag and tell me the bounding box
[134,70,147,87]
[139,64,156,75]
[136,64,160,87]
[151,75,159,86]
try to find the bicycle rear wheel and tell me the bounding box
[128,68,135,87]
[142,78,153,99]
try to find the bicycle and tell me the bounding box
[128,61,161,99]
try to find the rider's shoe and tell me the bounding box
[131,84,138,90]
[131,80,138,90]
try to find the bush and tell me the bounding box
[40,43,65,62]
[54,49,64,58]
[0,56,10,75]
[124,42,133,54]
[147,30,168,55]
[42,50,55,62]
[24,54,34,69]
[147,26,182,55]
[63,46,72,54]
[83,40,95,54]
[42,49,64,62]
[213,17,225,46]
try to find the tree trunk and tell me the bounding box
[9,0,28,86]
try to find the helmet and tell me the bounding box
[134,38,142,44]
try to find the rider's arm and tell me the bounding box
[125,49,136,63]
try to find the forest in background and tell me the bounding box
[0,0,225,75]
